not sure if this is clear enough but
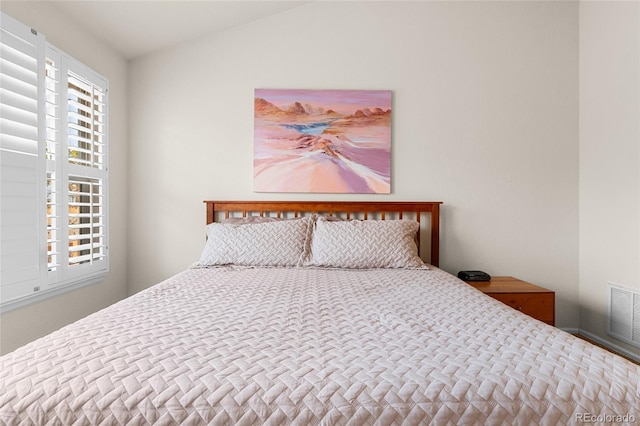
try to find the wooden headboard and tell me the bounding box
[204,200,443,267]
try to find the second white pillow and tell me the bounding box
[305,218,427,269]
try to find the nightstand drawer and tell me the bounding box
[465,276,555,326]
[489,293,554,325]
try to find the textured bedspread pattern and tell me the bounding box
[1,267,639,425]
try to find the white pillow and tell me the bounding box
[305,218,427,269]
[199,217,312,267]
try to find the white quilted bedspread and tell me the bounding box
[1,267,639,425]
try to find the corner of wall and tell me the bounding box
[578,0,640,356]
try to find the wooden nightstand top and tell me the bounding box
[465,276,554,294]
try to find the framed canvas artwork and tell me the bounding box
[254,89,391,193]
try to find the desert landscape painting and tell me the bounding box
[254,89,391,193]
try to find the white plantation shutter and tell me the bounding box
[45,54,60,279]
[67,71,106,169]
[67,177,106,265]
[45,47,108,287]
[62,61,108,281]
[1,13,108,311]
[0,14,47,304]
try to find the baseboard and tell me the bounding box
[560,327,640,363]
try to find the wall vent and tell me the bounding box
[608,283,640,348]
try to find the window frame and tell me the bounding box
[0,13,109,313]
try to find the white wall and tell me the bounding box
[0,2,129,354]
[129,2,580,327]
[4,0,636,357]
[579,1,640,353]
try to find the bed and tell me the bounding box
[1,200,638,425]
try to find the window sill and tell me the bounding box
[0,271,108,314]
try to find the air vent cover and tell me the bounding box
[608,284,640,348]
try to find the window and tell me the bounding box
[1,13,108,312]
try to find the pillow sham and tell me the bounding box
[305,218,427,269]
[199,217,312,267]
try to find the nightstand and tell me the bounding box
[465,276,555,326]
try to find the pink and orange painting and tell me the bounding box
[254,89,391,193]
